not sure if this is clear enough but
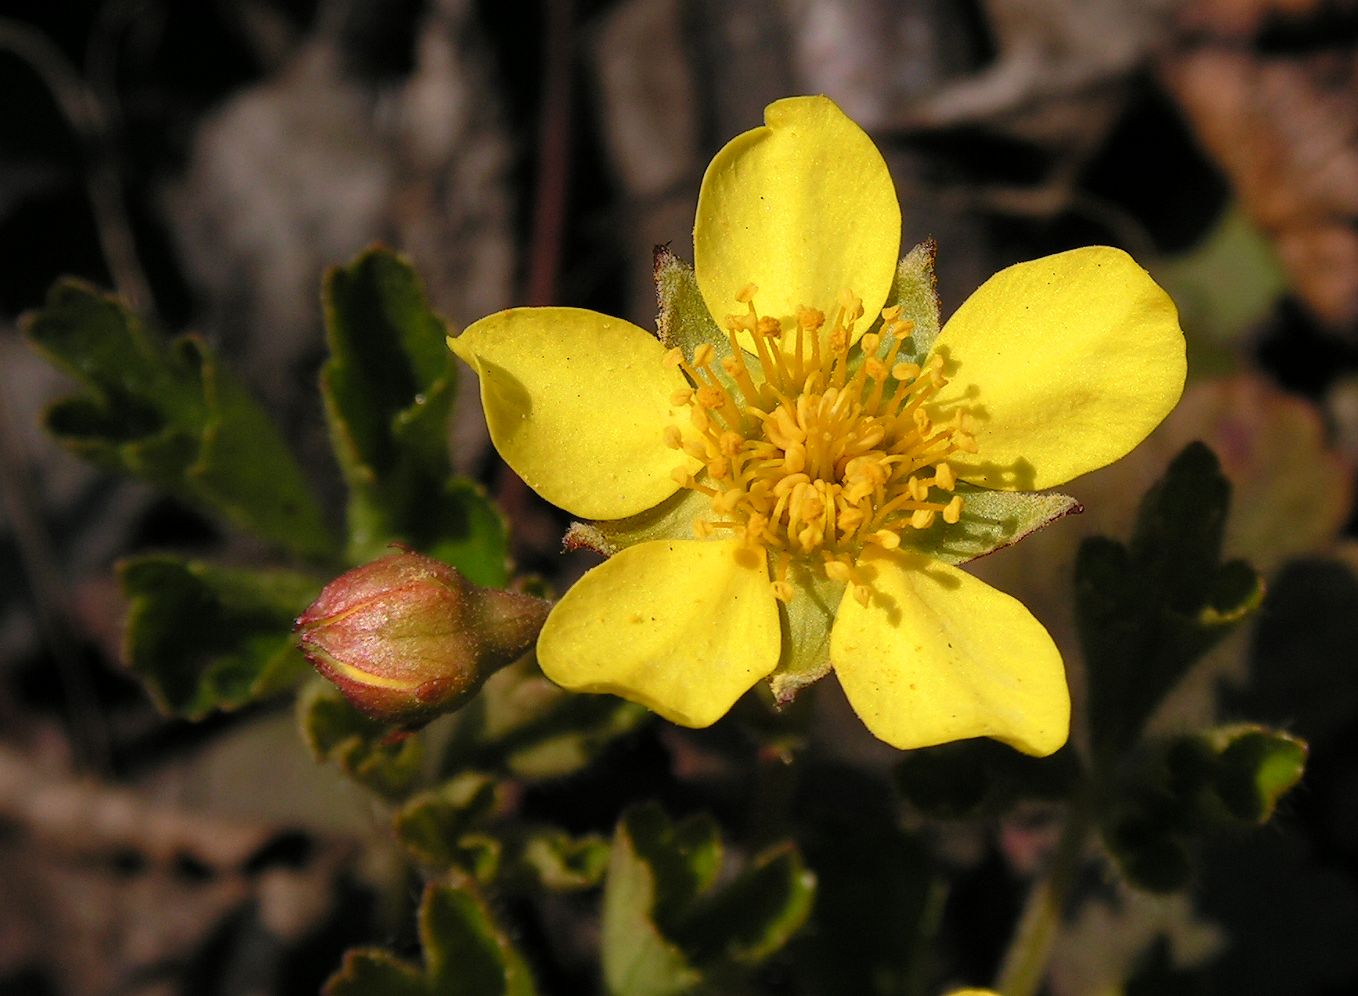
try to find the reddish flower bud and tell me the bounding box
[296,551,549,727]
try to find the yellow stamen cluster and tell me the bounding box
[664,287,976,605]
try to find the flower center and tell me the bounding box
[664,285,976,603]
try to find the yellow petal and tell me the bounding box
[450,308,698,519]
[932,246,1186,491]
[693,95,900,345]
[537,539,780,727]
[830,548,1069,756]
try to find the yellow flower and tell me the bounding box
[449,96,1185,756]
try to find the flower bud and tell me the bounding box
[296,551,549,727]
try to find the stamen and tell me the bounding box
[661,283,972,599]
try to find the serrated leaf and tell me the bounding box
[1078,443,1263,758]
[441,658,649,780]
[119,554,320,718]
[901,485,1081,565]
[603,803,814,995]
[1206,726,1307,824]
[25,280,333,558]
[395,773,501,871]
[323,247,507,583]
[422,878,538,995]
[326,878,537,996]
[673,844,815,965]
[299,682,424,800]
[507,829,611,892]
[603,806,704,996]
[1100,724,1307,893]
[325,949,428,996]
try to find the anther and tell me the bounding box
[943,496,963,524]
[736,283,758,304]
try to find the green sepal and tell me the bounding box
[439,658,650,780]
[882,240,942,365]
[895,741,1081,818]
[118,554,319,718]
[394,772,502,879]
[602,803,814,996]
[324,875,538,996]
[564,487,708,556]
[1078,443,1264,759]
[900,484,1081,566]
[768,566,844,705]
[322,246,508,585]
[654,246,727,360]
[298,682,424,800]
[25,280,334,559]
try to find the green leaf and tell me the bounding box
[325,877,537,996]
[884,240,942,364]
[441,659,650,780]
[602,803,814,996]
[422,878,538,995]
[1100,725,1308,892]
[394,773,502,876]
[25,280,334,558]
[901,485,1081,566]
[673,844,816,965]
[1078,443,1264,758]
[119,554,320,718]
[505,829,611,892]
[325,949,428,996]
[1202,726,1308,824]
[299,682,424,800]
[602,806,706,996]
[322,247,507,584]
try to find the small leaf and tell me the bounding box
[394,773,501,872]
[325,949,428,996]
[673,844,815,965]
[323,247,507,583]
[25,280,333,558]
[902,485,1081,566]
[1079,443,1263,758]
[421,878,538,996]
[602,803,815,996]
[1099,725,1307,892]
[506,829,611,892]
[325,877,537,996]
[119,554,320,718]
[299,682,424,800]
[1208,726,1308,824]
[602,806,704,996]
[441,659,649,780]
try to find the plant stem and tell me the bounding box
[993,797,1093,996]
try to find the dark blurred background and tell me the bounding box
[2,1,1358,993]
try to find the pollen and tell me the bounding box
[665,292,971,602]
